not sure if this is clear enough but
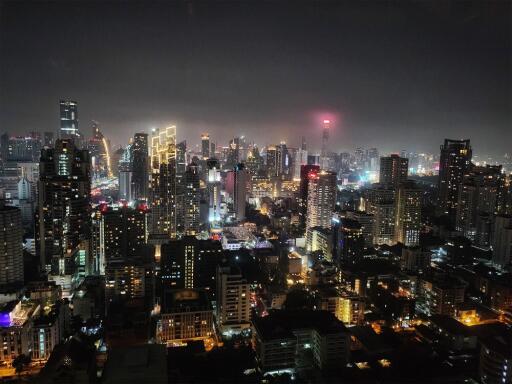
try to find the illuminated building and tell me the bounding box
[184,162,200,235]
[226,163,248,221]
[306,170,337,239]
[31,300,68,362]
[216,265,251,334]
[245,145,264,175]
[299,164,319,229]
[201,133,210,159]
[346,211,375,248]
[266,145,277,177]
[92,203,148,274]
[206,158,222,228]
[150,126,177,238]
[36,139,91,290]
[105,259,146,302]
[335,292,366,326]
[379,154,408,187]
[59,100,82,146]
[437,139,472,218]
[478,323,512,384]
[0,300,35,363]
[307,227,333,257]
[456,165,506,246]
[320,119,330,170]
[492,215,512,269]
[118,144,133,201]
[160,236,223,294]
[0,133,42,162]
[0,204,23,289]
[253,310,350,373]
[175,140,187,235]
[394,180,421,246]
[364,184,396,245]
[333,217,364,265]
[226,137,240,169]
[87,121,111,178]
[132,133,149,200]
[419,273,466,316]
[157,289,214,345]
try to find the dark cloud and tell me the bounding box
[0,0,510,156]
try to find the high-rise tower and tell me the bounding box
[59,100,81,146]
[379,154,408,187]
[438,139,472,219]
[37,139,91,289]
[132,133,149,200]
[150,126,177,238]
[201,133,210,160]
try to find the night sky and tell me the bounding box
[0,1,510,156]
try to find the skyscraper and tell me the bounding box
[320,119,330,169]
[438,139,472,218]
[92,203,148,274]
[201,133,210,160]
[207,158,222,229]
[59,100,81,146]
[118,144,133,201]
[184,162,200,235]
[150,126,177,238]
[0,204,23,289]
[306,170,337,235]
[37,139,91,289]
[227,163,248,222]
[379,154,408,187]
[394,180,422,247]
[456,165,506,246]
[160,236,223,292]
[364,184,396,246]
[299,164,320,229]
[131,133,149,200]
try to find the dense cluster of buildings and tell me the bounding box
[0,100,511,383]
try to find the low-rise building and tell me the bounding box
[253,310,350,374]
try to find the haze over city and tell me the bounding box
[1,1,510,155]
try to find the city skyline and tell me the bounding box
[1,1,510,156]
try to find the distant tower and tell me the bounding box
[59,100,81,146]
[201,133,210,160]
[320,119,330,169]
[131,133,149,200]
[227,163,248,221]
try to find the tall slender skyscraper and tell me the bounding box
[299,164,320,229]
[438,139,472,218]
[306,170,337,234]
[184,162,200,235]
[201,133,210,160]
[131,133,149,200]
[226,163,248,221]
[0,204,24,289]
[150,126,177,238]
[395,180,421,247]
[37,139,91,289]
[320,119,330,169]
[207,158,222,229]
[118,144,133,201]
[59,100,81,146]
